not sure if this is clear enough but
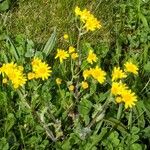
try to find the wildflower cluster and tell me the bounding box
[75,6,101,31]
[28,58,52,80]
[111,61,138,109]
[0,62,26,89]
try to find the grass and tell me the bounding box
[2,0,117,43]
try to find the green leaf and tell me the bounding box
[131,126,140,135]
[0,0,10,11]
[144,61,150,72]
[0,137,9,150]
[78,99,93,125]
[5,113,15,133]
[43,27,56,57]
[130,143,142,150]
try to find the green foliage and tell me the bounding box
[0,0,150,149]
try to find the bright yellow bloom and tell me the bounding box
[68,46,75,54]
[87,50,97,64]
[63,34,69,40]
[0,62,26,89]
[112,67,127,81]
[2,78,8,84]
[81,81,89,89]
[111,82,127,96]
[115,96,123,103]
[83,69,91,80]
[91,66,106,84]
[121,90,137,109]
[56,78,62,85]
[55,49,69,63]
[28,72,35,80]
[124,61,138,75]
[69,85,74,91]
[75,6,82,16]
[31,58,52,80]
[71,53,78,60]
[75,6,101,31]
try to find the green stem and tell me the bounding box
[117,103,123,120]
[87,95,113,128]
[128,109,132,130]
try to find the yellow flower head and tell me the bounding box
[121,90,137,109]
[112,67,127,81]
[63,34,69,40]
[68,46,75,54]
[0,62,26,89]
[91,66,106,84]
[124,61,138,75]
[31,58,52,80]
[71,53,78,60]
[2,78,8,84]
[81,81,89,89]
[56,78,62,85]
[69,85,74,91]
[75,6,101,31]
[55,49,69,63]
[83,69,91,80]
[111,82,127,96]
[87,50,97,64]
[28,72,35,80]
[115,96,123,103]
[75,6,82,16]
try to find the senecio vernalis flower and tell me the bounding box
[87,50,97,64]
[111,82,137,109]
[0,62,26,89]
[83,66,106,84]
[75,6,101,31]
[55,49,69,63]
[91,66,106,84]
[68,46,75,54]
[124,61,138,75]
[56,78,62,85]
[112,67,127,81]
[29,58,52,80]
[81,81,89,89]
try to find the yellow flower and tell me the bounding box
[28,72,35,80]
[68,46,75,54]
[115,96,123,103]
[55,49,69,63]
[83,69,91,80]
[87,50,97,64]
[75,6,101,31]
[56,78,62,85]
[71,53,78,60]
[0,62,26,89]
[124,61,138,75]
[2,78,8,84]
[31,58,52,80]
[75,6,81,16]
[121,90,137,109]
[69,85,74,91]
[112,67,127,81]
[91,66,106,84]
[111,82,127,96]
[81,81,88,89]
[63,34,69,40]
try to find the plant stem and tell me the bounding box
[75,29,82,101]
[117,103,123,120]
[87,95,112,128]
[128,109,132,130]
